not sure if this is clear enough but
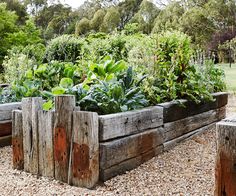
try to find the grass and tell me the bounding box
[217,63,236,92]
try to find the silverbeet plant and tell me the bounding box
[78,67,149,114]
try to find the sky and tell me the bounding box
[62,0,86,8]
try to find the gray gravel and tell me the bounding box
[0,126,217,195]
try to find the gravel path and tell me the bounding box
[0,127,217,195]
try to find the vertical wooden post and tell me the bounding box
[12,110,24,170]
[215,121,236,195]
[54,95,75,182]
[22,97,43,174]
[38,110,54,177]
[69,111,99,188]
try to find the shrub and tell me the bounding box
[44,35,85,63]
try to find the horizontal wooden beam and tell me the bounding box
[0,135,11,147]
[0,102,21,121]
[158,92,228,123]
[0,120,12,137]
[164,106,226,142]
[100,145,163,181]
[100,127,164,169]
[99,106,163,141]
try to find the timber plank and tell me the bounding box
[164,106,226,142]
[38,110,54,177]
[0,135,11,147]
[0,102,21,121]
[22,97,43,174]
[0,120,12,137]
[215,121,236,195]
[12,110,24,170]
[163,123,215,151]
[158,92,228,123]
[100,127,164,169]
[100,145,163,181]
[99,106,163,141]
[54,95,75,183]
[69,111,99,188]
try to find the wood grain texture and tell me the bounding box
[100,127,164,169]
[0,120,12,137]
[99,106,163,141]
[38,110,54,177]
[0,102,21,121]
[0,135,11,147]
[100,145,163,181]
[163,123,215,151]
[164,106,226,142]
[12,110,24,170]
[69,111,99,188]
[158,92,228,123]
[22,97,43,174]
[215,121,236,195]
[54,95,75,182]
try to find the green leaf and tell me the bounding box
[25,70,33,79]
[43,100,53,111]
[34,64,47,75]
[109,60,127,73]
[52,86,66,95]
[112,85,123,100]
[59,78,74,88]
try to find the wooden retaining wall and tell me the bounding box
[0,102,21,147]
[12,96,99,188]
[99,92,228,181]
[7,92,228,187]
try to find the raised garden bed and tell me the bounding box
[99,92,227,180]
[3,92,228,188]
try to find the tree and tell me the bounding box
[23,0,47,16]
[118,0,143,29]
[35,3,72,39]
[0,3,18,67]
[179,7,215,47]
[7,18,42,47]
[0,0,27,24]
[101,7,120,32]
[152,2,184,33]
[90,9,106,32]
[75,17,91,35]
[131,0,160,34]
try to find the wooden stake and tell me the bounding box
[22,97,43,174]
[54,95,75,182]
[215,121,236,195]
[69,111,99,188]
[12,110,24,170]
[38,110,54,177]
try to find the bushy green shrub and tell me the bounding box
[85,33,128,62]
[44,35,85,63]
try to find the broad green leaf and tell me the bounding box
[43,100,53,111]
[52,86,65,95]
[109,60,127,73]
[35,64,47,75]
[59,78,73,88]
[25,70,33,79]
